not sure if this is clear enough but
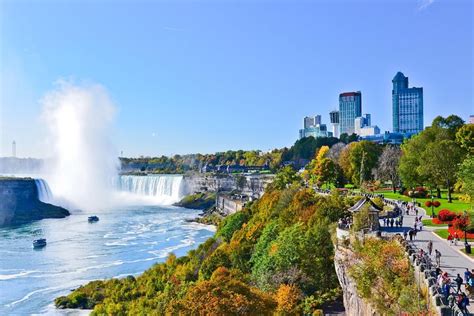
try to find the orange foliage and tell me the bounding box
[275,284,302,314]
[178,267,276,315]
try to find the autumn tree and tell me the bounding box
[374,145,402,192]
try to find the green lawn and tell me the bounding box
[422,219,448,227]
[372,190,473,215]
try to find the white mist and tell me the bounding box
[41,81,119,211]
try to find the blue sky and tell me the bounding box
[1,0,472,158]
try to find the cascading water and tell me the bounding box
[116,175,185,205]
[34,179,53,203]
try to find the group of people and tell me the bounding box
[436,269,471,313]
[447,231,461,246]
[383,216,403,228]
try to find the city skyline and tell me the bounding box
[1,0,472,158]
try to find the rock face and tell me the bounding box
[334,247,378,316]
[0,178,69,226]
[182,174,274,197]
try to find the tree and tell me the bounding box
[310,146,339,188]
[432,115,465,137]
[458,155,474,202]
[348,141,381,186]
[420,139,464,202]
[456,124,474,154]
[375,145,402,192]
[270,166,301,190]
[327,142,346,162]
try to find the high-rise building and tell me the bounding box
[303,115,322,128]
[329,110,340,138]
[299,115,332,139]
[339,91,362,135]
[469,115,474,124]
[12,140,16,158]
[303,116,315,129]
[392,72,423,134]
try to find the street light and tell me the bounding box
[431,195,435,218]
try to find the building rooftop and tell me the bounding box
[348,196,383,213]
[392,71,407,81]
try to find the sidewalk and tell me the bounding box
[381,207,474,314]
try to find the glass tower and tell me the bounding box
[392,72,423,134]
[339,91,362,135]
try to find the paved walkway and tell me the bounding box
[381,205,474,314]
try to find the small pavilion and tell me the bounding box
[348,196,383,231]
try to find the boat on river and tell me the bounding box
[33,238,47,248]
[88,216,99,223]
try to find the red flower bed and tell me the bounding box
[438,209,457,222]
[448,226,474,239]
[432,218,451,225]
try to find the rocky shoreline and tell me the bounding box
[0,177,70,226]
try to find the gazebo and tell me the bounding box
[348,196,383,231]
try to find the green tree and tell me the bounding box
[456,124,474,154]
[348,141,381,186]
[270,166,301,190]
[419,139,464,202]
[458,155,474,202]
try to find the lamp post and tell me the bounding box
[431,195,435,218]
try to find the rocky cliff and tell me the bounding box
[334,246,378,316]
[0,178,69,226]
[182,174,274,197]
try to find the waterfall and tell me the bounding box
[116,175,184,204]
[34,179,53,203]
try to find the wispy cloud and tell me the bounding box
[418,0,435,11]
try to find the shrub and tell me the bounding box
[407,187,428,198]
[453,216,470,232]
[438,209,456,222]
[433,201,441,207]
[425,201,432,207]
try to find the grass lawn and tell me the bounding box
[422,219,448,227]
[372,190,473,215]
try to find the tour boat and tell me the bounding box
[88,216,99,223]
[33,238,47,248]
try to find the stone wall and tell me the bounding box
[0,178,69,226]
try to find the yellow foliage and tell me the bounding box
[275,284,302,314]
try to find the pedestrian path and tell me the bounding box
[381,206,474,314]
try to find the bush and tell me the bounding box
[425,201,432,207]
[433,201,441,207]
[438,209,456,222]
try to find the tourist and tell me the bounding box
[390,218,394,227]
[413,229,418,240]
[454,232,459,246]
[443,282,451,299]
[415,208,419,216]
[455,274,463,293]
[448,234,454,245]
[427,240,433,256]
[403,230,408,240]
[419,221,423,231]
[464,268,471,284]
[409,229,414,241]
[383,218,387,227]
[458,292,470,314]
[435,249,442,267]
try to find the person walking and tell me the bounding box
[464,268,471,284]
[390,218,394,227]
[458,292,470,314]
[455,274,463,293]
[403,230,408,240]
[435,249,442,267]
[409,229,414,241]
[383,218,387,227]
[427,240,433,256]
